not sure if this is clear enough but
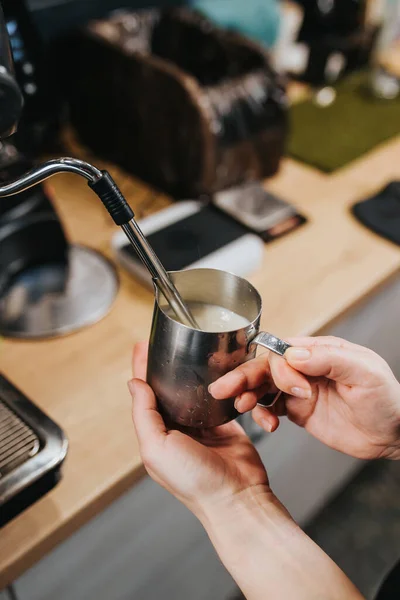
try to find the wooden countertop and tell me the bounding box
[1,126,400,588]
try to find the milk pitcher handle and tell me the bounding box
[249,332,291,357]
[248,332,291,409]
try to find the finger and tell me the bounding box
[132,341,149,380]
[129,379,167,450]
[252,405,280,433]
[269,393,289,417]
[209,354,271,399]
[286,335,366,353]
[234,383,276,413]
[269,353,312,399]
[285,343,374,385]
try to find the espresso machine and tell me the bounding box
[0,0,120,340]
[0,0,204,525]
[1,0,208,340]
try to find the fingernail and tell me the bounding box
[291,386,312,399]
[209,377,229,397]
[127,380,137,396]
[286,348,311,361]
[234,396,244,412]
[262,419,273,433]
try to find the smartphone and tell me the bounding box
[213,181,306,242]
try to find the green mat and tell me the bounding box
[288,72,400,172]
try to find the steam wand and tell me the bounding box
[0,157,199,329]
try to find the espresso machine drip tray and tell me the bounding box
[0,244,119,340]
[0,374,68,527]
[0,402,40,477]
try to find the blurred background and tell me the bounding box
[0,2,400,600]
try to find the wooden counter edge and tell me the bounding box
[311,269,400,336]
[0,464,148,590]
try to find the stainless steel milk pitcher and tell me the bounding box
[147,268,290,428]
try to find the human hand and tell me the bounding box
[209,336,400,460]
[129,342,272,519]
[129,341,365,600]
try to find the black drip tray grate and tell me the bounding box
[0,374,67,526]
[0,400,40,478]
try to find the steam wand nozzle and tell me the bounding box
[0,157,199,329]
[89,170,199,329]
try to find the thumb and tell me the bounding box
[129,379,167,451]
[285,345,370,386]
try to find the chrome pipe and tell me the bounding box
[0,157,199,329]
[0,157,102,197]
[122,221,199,329]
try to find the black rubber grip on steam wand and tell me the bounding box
[89,171,134,225]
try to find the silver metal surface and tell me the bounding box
[257,390,283,409]
[0,158,102,198]
[0,245,118,339]
[249,332,290,410]
[249,332,291,357]
[147,268,288,428]
[122,221,199,329]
